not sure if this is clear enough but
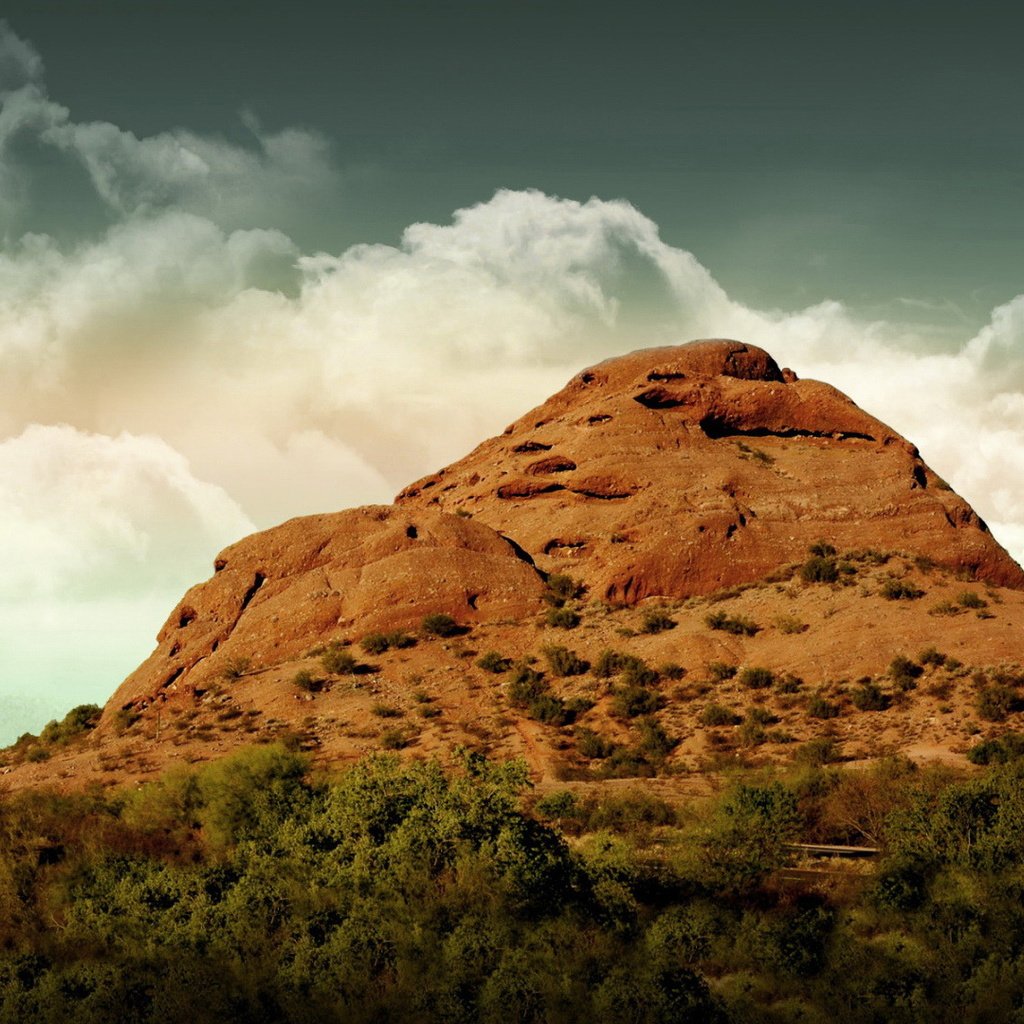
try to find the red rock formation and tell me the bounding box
[398,339,1024,600]
[105,338,1023,726]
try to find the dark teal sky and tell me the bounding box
[5,0,1023,326]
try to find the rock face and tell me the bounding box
[397,339,1024,601]
[105,338,1024,723]
[106,506,546,716]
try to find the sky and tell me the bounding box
[1,2,1023,742]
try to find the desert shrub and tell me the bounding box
[976,684,1016,723]
[775,672,803,694]
[565,696,595,717]
[546,607,581,629]
[379,728,409,749]
[38,704,102,746]
[776,615,808,634]
[745,706,777,726]
[640,609,676,634]
[635,717,678,761]
[851,680,891,711]
[801,555,839,584]
[958,590,988,610]
[592,649,629,678]
[417,704,442,719]
[966,733,1024,765]
[292,670,322,692]
[360,632,391,655]
[701,703,741,727]
[545,573,584,606]
[576,727,617,759]
[807,693,840,719]
[388,631,417,649]
[113,708,141,734]
[890,655,924,689]
[528,695,570,726]
[621,659,659,688]
[371,703,402,718]
[220,656,251,680]
[583,790,677,831]
[534,790,580,821]
[739,721,766,747]
[918,647,947,667]
[477,650,512,674]
[795,737,842,766]
[321,644,358,675]
[707,661,737,682]
[599,746,657,779]
[705,611,759,636]
[422,613,462,637]
[810,540,837,558]
[542,644,588,677]
[658,662,687,680]
[25,745,51,763]
[506,665,548,707]
[612,686,665,719]
[740,667,774,690]
[880,579,924,601]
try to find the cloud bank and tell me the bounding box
[1,23,1023,740]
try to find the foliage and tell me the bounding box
[541,644,588,677]
[476,650,512,674]
[801,555,839,584]
[880,578,925,600]
[545,607,581,629]
[739,666,774,690]
[700,703,741,726]
[640,609,676,634]
[9,751,1024,1020]
[421,612,463,637]
[851,679,891,711]
[321,643,358,675]
[705,611,759,636]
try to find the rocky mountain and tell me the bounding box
[6,339,1024,790]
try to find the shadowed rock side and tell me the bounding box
[398,339,1024,600]
[104,506,546,721]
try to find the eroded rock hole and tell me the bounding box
[178,607,197,629]
[239,573,266,613]
[406,524,418,538]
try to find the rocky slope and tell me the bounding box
[4,339,1024,792]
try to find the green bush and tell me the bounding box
[534,790,580,820]
[321,644,358,675]
[851,680,891,711]
[542,644,588,676]
[612,685,665,719]
[477,650,512,673]
[880,579,924,600]
[810,540,837,557]
[371,702,402,718]
[739,667,774,690]
[795,737,842,766]
[292,669,322,692]
[707,661,737,682]
[545,573,584,606]
[958,590,988,609]
[918,647,947,667]
[422,613,462,637]
[576,727,617,759]
[890,655,924,689]
[640,609,676,634]
[659,662,687,681]
[976,684,1016,722]
[807,693,840,719]
[546,607,581,629]
[705,611,759,636]
[966,732,1024,765]
[701,703,741,726]
[801,555,839,584]
[360,632,391,655]
[506,665,548,707]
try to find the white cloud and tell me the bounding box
[0,20,43,92]
[0,424,253,599]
